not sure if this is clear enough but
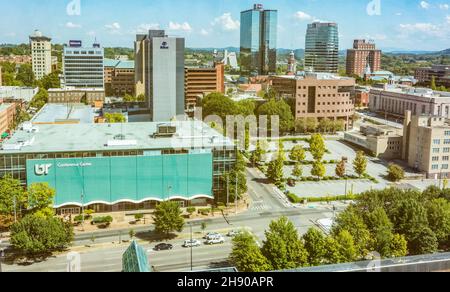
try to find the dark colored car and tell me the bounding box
[154,243,173,251]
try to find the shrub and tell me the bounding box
[186,207,196,214]
[134,214,144,221]
[92,216,113,225]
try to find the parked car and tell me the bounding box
[154,243,173,251]
[205,236,225,245]
[227,230,242,237]
[183,239,201,248]
[204,232,222,240]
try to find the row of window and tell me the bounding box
[432,164,449,170]
[433,139,450,145]
[432,148,450,153]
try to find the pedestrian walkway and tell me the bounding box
[249,200,271,212]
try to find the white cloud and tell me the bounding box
[168,21,192,32]
[86,31,96,37]
[200,28,210,36]
[447,15,450,23]
[294,11,313,21]
[212,13,240,31]
[66,22,82,29]
[105,22,121,34]
[134,23,161,34]
[396,12,403,16]
[365,34,388,41]
[440,4,449,10]
[400,22,438,32]
[420,1,430,9]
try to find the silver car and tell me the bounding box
[183,239,201,248]
[205,236,225,245]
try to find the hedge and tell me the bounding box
[286,192,360,203]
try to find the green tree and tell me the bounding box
[335,159,346,178]
[236,99,256,116]
[261,217,308,270]
[0,174,27,218]
[202,92,237,120]
[105,112,126,123]
[229,232,271,272]
[353,151,368,177]
[38,71,61,90]
[123,94,135,102]
[311,160,326,179]
[390,197,438,255]
[289,145,306,163]
[303,228,327,266]
[30,88,48,110]
[257,99,294,133]
[136,94,146,102]
[332,207,372,258]
[387,164,405,182]
[10,214,73,257]
[27,183,55,217]
[221,169,248,203]
[365,207,407,258]
[334,230,357,263]
[292,163,303,181]
[153,201,185,237]
[309,134,326,161]
[431,75,437,90]
[425,198,450,245]
[266,155,284,187]
[16,63,35,86]
[250,140,265,166]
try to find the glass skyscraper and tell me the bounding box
[304,22,339,73]
[240,4,278,76]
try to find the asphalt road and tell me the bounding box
[1,166,344,272]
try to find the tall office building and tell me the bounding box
[304,22,339,73]
[63,41,104,88]
[240,4,278,76]
[346,40,381,77]
[29,30,52,80]
[135,30,185,122]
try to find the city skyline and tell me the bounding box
[0,0,449,51]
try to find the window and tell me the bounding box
[443,156,449,161]
[432,156,439,162]
[434,139,441,145]
[443,164,449,170]
[444,148,450,153]
[445,139,450,145]
[433,148,440,153]
[432,165,439,170]
[445,131,450,136]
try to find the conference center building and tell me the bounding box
[0,121,236,214]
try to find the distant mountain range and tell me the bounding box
[187,47,450,57]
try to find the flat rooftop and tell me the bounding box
[0,121,235,154]
[48,87,105,92]
[371,85,450,98]
[275,72,354,81]
[31,104,96,124]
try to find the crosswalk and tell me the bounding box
[249,200,271,211]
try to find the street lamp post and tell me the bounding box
[81,192,85,231]
[0,248,4,273]
[189,223,193,272]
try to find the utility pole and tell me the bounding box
[226,174,230,207]
[235,172,238,215]
[190,223,193,272]
[13,196,17,223]
[81,191,85,231]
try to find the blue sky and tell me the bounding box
[0,0,449,51]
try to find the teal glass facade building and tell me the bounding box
[304,22,339,73]
[240,4,278,76]
[0,121,236,213]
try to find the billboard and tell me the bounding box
[26,153,213,207]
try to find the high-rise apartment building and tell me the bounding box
[135,30,185,121]
[240,4,278,76]
[304,22,339,73]
[63,41,104,88]
[29,30,52,80]
[346,40,381,77]
[104,59,135,97]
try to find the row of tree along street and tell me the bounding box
[229,186,450,271]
